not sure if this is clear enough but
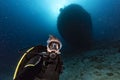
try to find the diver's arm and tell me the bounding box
[59,60,64,73]
[25,55,42,68]
[57,55,64,74]
[15,55,43,80]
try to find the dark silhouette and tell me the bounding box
[57,4,93,50]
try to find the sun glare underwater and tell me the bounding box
[33,0,90,27]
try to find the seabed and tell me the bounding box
[60,42,120,80]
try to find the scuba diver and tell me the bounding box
[13,35,63,80]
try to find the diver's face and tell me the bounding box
[49,42,59,51]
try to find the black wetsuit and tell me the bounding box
[14,45,63,80]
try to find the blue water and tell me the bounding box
[0,0,120,80]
